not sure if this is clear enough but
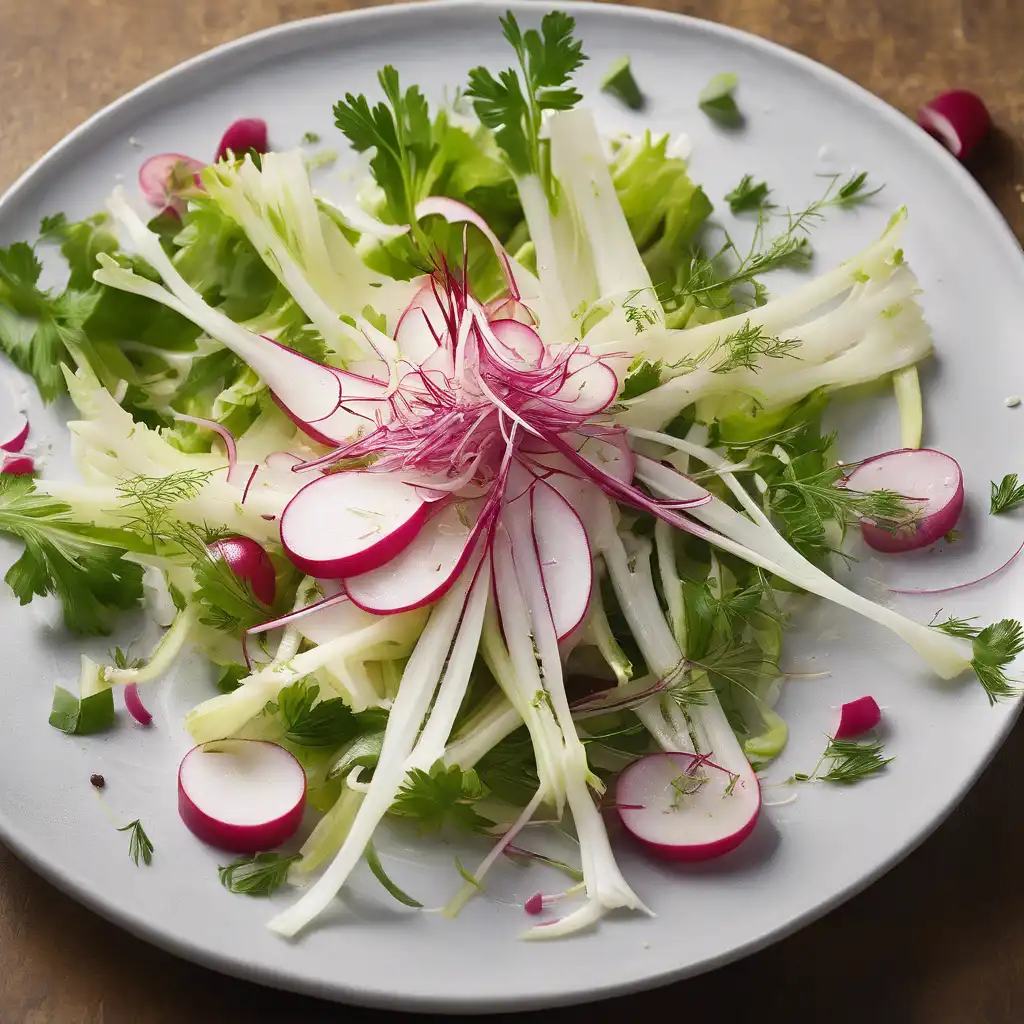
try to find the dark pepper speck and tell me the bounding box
[89,774,105,789]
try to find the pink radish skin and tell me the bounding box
[208,536,277,606]
[178,739,306,853]
[616,751,761,862]
[281,471,428,580]
[844,448,964,553]
[917,91,992,161]
[834,696,882,739]
[0,414,29,453]
[215,118,270,163]
[345,498,487,614]
[1,455,34,476]
[124,683,153,726]
[138,154,205,210]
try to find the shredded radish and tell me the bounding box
[0,414,29,453]
[1,455,34,476]
[917,90,992,161]
[890,538,1024,595]
[124,683,153,726]
[173,413,240,484]
[834,696,882,739]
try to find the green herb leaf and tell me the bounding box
[266,678,362,748]
[117,819,154,866]
[0,475,144,635]
[990,473,1024,515]
[48,684,114,735]
[218,851,299,895]
[216,664,248,694]
[620,357,663,400]
[365,840,423,907]
[301,131,321,145]
[391,759,493,833]
[466,10,586,185]
[817,738,892,785]
[698,73,741,126]
[725,174,772,214]
[601,55,644,110]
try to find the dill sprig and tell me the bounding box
[117,819,154,866]
[934,616,1024,704]
[115,469,213,547]
[989,473,1024,515]
[793,737,892,786]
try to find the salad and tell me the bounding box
[0,9,1020,941]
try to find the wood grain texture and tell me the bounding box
[1,1,1023,1021]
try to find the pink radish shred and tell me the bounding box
[173,413,239,484]
[890,538,1024,595]
[124,683,153,726]
[834,695,882,739]
[0,415,29,453]
[524,892,544,915]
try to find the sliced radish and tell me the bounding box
[208,536,277,606]
[394,282,448,364]
[917,91,992,161]
[178,739,305,853]
[0,413,29,453]
[138,153,205,210]
[834,695,882,739]
[124,683,153,726]
[1,455,34,476]
[844,448,963,552]
[485,297,536,326]
[488,319,544,367]
[281,471,428,579]
[345,498,486,613]
[215,118,270,163]
[616,751,761,862]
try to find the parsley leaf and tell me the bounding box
[990,473,1024,515]
[466,10,586,186]
[265,678,362,748]
[0,475,143,635]
[218,851,299,895]
[391,759,493,833]
[698,73,742,126]
[725,174,772,214]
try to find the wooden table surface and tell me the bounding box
[2,1,1023,1021]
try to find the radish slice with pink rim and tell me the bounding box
[124,683,153,726]
[844,448,964,553]
[178,739,305,853]
[616,751,761,862]
[280,471,429,579]
[214,118,270,163]
[834,696,882,739]
[488,319,544,367]
[394,282,448,364]
[0,413,29,454]
[1,455,34,476]
[344,498,487,613]
[917,90,992,161]
[485,297,536,326]
[138,154,205,211]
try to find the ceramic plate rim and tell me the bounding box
[1,1,1022,1011]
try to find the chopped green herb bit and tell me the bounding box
[219,851,299,895]
[990,473,1024,515]
[725,174,772,214]
[117,819,154,866]
[601,56,645,110]
[698,72,742,126]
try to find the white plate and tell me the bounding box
[1,1,1023,1012]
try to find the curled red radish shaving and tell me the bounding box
[1,455,34,476]
[488,319,544,367]
[208,536,277,606]
[890,537,1024,596]
[834,695,882,739]
[485,297,536,326]
[173,413,239,484]
[0,414,29,453]
[280,471,429,580]
[215,118,269,163]
[139,153,205,211]
[917,91,992,161]
[124,683,153,726]
[240,465,259,505]
[178,739,305,853]
[616,751,760,862]
[844,448,963,553]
